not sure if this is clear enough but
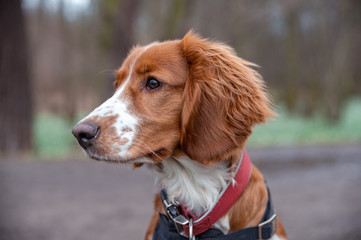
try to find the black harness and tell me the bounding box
[153,188,277,240]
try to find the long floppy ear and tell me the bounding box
[179,31,275,165]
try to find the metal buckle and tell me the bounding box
[162,199,190,237]
[189,218,195,240]
[258,213,277,240]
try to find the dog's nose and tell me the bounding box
[72,121,100,148]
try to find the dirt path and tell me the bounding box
[1,144,360,240]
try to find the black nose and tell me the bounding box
[72,121,100,148]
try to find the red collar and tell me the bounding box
[180,151,252,237]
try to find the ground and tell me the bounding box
[0,144,361,240]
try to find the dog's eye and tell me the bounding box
[145,78,162,90]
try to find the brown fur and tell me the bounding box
[180,31,274,165]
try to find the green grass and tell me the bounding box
[33,98,361,158]
[33,114,82,158]
[247,97,361,147]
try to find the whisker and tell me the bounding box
[95,69,117,78]
[132,143,164,162]
[130,145,150,157]
[131,141,165,162]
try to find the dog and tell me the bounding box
[72,31,287,240]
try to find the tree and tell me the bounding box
[0,0,33,153]
[98,0,143,96]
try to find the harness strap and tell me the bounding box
[155,187,277,239]
[161,151,253,237]
[182,151,252,236]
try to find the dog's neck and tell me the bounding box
[156,151,244,234]
[155,151,243,234]
[157,154,233,216]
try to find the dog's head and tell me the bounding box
[72,31,274,165]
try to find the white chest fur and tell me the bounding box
[157,155,232,233]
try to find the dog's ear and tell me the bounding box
[179,31,275,165]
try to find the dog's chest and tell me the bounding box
[157,155,232,234]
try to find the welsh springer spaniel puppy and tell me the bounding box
[72,31,287,240]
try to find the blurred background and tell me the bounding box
[0,0,360,240]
